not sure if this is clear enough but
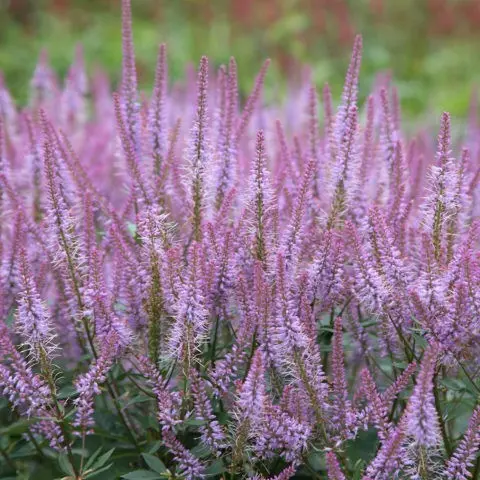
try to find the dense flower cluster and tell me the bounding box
[0,1,479,478]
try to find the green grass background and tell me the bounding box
[0,0,480,118]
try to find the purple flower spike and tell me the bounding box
[444,406,480,479]
[190,370,226,455]
[405,343,441,447]
[149,43,168,177]
[363,419,407,480]
[121,0,139,149]
[16,245,56,362]
[326,451,346,480]
[184,56,210,242]
[163,430,205,480]
[236,349,267,426]
[73,329,121,435]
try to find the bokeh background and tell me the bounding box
[1,0,480,117]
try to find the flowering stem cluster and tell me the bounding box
[0,2,480,479]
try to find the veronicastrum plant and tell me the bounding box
[0,1,479,479]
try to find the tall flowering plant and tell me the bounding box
[0,1,479,478]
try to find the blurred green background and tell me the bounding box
[1,0,480,117]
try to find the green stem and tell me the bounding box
[230,420,250,475]
[472,454,480,480]
[433,374,452,456]
[26,431,46,459]
[147,255,164,365]
[210,315,220,367]
[0,445,15,472]
[83,318,141,450]
[105,376,141,451]
[388,313,418,363]
[40,350,78,478]
[302,456,323,480]
[418,445,430,480]
[321,308,335,370]
[80,433,86,474]
[293,350,328,445]
[125,372,156,398]
[242,329,257,381]
[367,352,395,382]
[456,360,480,394]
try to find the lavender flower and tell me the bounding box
[0,321,64,449]
[120,0,139,149]
[184,56,210,242]
[73,329,121,434]
[363,418,407,480]
[214,58,239,210]
[168,242,208,368]
[163,430,204,480]
[149,43,168,177]
[234,59,270,147]
[405,343,441,447]
[135,355,182,432]
[330,317,355,438]
[444,406,480,479]
[247,129,275,264]
[236,350,267,425]
[422,112,458,263]
[16,245,56,362]
[272,252,309,366]
[326,451,346,480]
[190,370,226,454]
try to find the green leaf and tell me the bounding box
[205,459,226,476]
[0,435,9,449]
[141,453,167,474]
[123,395,153,408]
[62,408,77,422]
[57,385,78,400]
[43,447,61,460]
[84,463,114,478]
[0,418,37,435]
[215,411,230,425]
[147,441,162,455]
[84,447,103,470]
[184,418,206,427]
[137,415,160,432]
[90,448,115,470]
[352,459,366,480]
[442,378,467,393]
[71,448,89,457]
[58,453,75,476]
[10,443,38,459]
[190,443,212,459]
[121,471,163,480]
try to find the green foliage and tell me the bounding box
[121,471,165,479]
[140,454,167,474]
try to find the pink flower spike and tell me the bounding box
[149,43,168,177]
[236,350,266,425]
[184,56,210,242]
[326,451,346,480]
[444,406,480,479]
[121,0,139,148]
[163,430,204,480]
[405,343,441,447]
[16,244,57,362]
